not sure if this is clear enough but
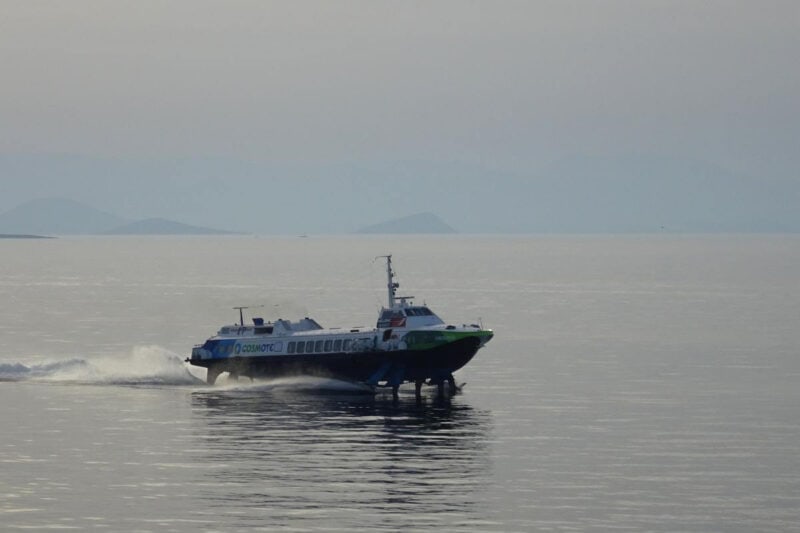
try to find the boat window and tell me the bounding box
[287,342,296,354]
[377,310,393,328]
[296,342,305,354]
[324,340,332,352]
[421,307,433,315]
[333,339,342,351]
[306,341,315,353]
[315,340,324,353]
[343,339,351,351]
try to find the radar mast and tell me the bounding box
[377,255,400,307]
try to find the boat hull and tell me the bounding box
[190,336,483,386]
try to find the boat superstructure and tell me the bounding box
[187,255,493,397]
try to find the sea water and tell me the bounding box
[1,235,799,531]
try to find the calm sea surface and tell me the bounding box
[1,235,799,532]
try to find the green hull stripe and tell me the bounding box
[402,330,492,351]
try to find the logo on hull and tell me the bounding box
[234,342,284,355]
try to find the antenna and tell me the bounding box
[375,254,399,307]
[232,305,264,326]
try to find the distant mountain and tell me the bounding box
[357,212,457,234]
[105,218,240,235]
[0,198,238,235]
[0,197,128,235]
[4,155,797,234]
[0,233,54,239]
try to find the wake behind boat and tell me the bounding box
[187,255,493,397]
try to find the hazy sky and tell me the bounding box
[1,1,798,232]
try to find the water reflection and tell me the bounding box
[188,385,494,530]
